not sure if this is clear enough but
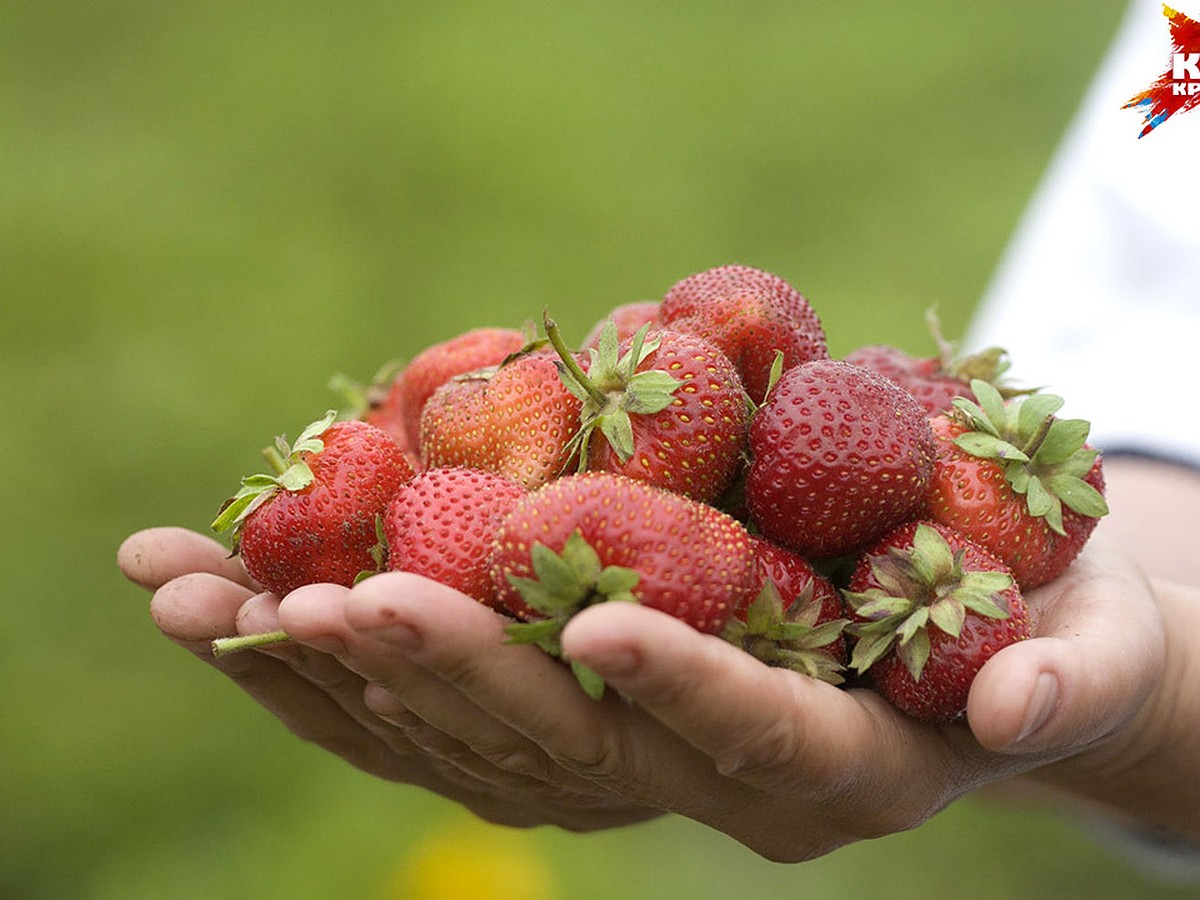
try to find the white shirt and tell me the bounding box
[968,0,1200,469]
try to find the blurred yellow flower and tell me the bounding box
[381,815,558,900]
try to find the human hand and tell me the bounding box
[117,526,658,832]
[121,526,1172,860]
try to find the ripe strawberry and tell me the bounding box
[745,359,937,559]
[843,310,1015,417]
[211,412,415,597]
[581,300,661,348]
[366,327,530,453]
[845,520,1030,723]
[419,348,583,490]
[546,315,749,504]
[381,466,526,608]
[722,535,849,683]
[659,264,828,403]
[492,471,757,696]
[925,379,1108,589]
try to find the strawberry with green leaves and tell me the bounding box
[546,315,749,504]
[745,359,937,559]
[845,520,1030,723]
[492,471,757,697]
[926,379,1108,589]
[659,264,828,403]
[722,535,849,684]
[418,348,583,490]
[381,466,527,608]
[211,411,415,598]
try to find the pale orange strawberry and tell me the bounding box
[419,349,583,490]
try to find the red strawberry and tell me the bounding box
[845,520,1030,723]
[745,359,937,559]
[492,472,757,696]
[211,412,415,597]
[581,300,661,348]
[844,311,1014,417]
[925,380,1108,589]
[367,327,529,453]
[659,264,828,403]
[418,348,583,490]
[721,535,849,683]
[382,466,526,608]
[546,315,749,504]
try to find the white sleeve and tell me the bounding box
[967,0,1200,469]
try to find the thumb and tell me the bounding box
[966,542,1165,756]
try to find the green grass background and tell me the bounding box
[4,1,1196,897]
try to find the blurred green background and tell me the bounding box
[5,1,1196,897]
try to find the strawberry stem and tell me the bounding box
[544,314,607,407]
[262,445,288,475]
[1020,414,1055,459]
[211,629,291,656]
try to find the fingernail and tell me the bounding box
[1016,672,1059,744]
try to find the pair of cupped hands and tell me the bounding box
[118,516,1175,863]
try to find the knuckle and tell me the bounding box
[713,716,809,790]
[551,728,634,783]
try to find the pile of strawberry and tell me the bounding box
[211,265,1108,723]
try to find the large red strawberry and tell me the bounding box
[381,466,526,608]
[845,520,1030,723]
[366,326,529,453]
[721,535,849,683]
[546,315,749,504]
[211,412,415,597]
[659,264,828,404]
[745,359,937,559]
[925,379,1108,589]
[492,471,757,696]
[419,348,583,490]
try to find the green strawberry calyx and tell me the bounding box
[543,313,682,470]
[503,529,641,699]
[925,307,1017,391]
[211,410,337,537]
[949,379,1109,536]
[845,523,1015,682]
[721,580,849,685]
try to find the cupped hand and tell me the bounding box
[117,526,656,832]
[119,527,1166,861]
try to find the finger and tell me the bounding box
[281,577,619,797]
[149,573,417,783]
[119,526,255,591]
[561,602,899,791]
[336,574,727,814]
[967,538,1165,756]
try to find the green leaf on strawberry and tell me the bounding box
[721,581,849,685]
[949,380,1108,537]
[211,410,337,536]
[503,529,641,697]
[544,314,682,468]
[845,522,1016,682]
